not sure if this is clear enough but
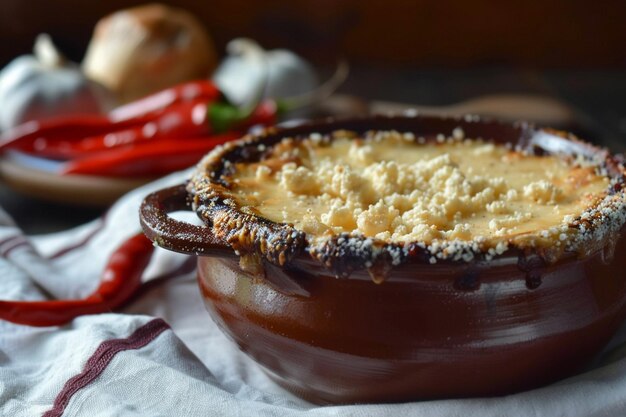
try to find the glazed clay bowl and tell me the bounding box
[140,115,626,404]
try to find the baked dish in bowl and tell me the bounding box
[140,115,626,404]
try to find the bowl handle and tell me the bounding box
[139,184,232,257]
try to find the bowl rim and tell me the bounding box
[153,114,626,277]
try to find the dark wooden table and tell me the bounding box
[2,67,625,234]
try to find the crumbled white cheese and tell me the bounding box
[278,163,319,194]
[255,165,272,181]
[226,130,614,262]
[523,180,563,204]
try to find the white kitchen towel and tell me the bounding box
[2,170,626,417]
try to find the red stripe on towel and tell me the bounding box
[47,217,107,260]
[42,318,170,417]
[0,236,28,258]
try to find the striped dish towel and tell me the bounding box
[2,170,626,417]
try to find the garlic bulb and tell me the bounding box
[212,38,318,106]
[82,3,218,103]
[0,34,112,132]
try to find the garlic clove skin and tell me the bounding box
[266,49,319,99]
[0,35,114,132]
[0,58,98,130]
[212,38,318,108]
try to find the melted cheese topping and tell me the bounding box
[227,130,609,247]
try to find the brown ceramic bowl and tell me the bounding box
[140,115,626,404]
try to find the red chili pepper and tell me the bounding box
[59,101,278,176]
[207,99,279,134]
[0,233,154,327]
[109,80,221,122]
[34,100,214,159]
[239,99,279,130]
[61,133,240,177]
[0,81,222,155]
[1,80,279,178]
[0,109,197,155]
[12,98,277,161]
[0,116,141,154]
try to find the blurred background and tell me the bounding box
[1,0,625,232]
[2,1,625,140]
[2,0,625,67]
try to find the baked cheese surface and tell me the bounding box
[227,130,608,247]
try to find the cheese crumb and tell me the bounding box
[226,130,611,261]
[523,180,563,204]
